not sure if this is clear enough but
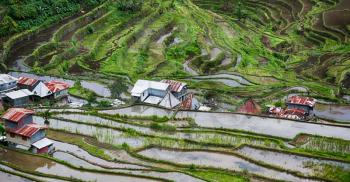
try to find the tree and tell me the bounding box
[116,0,144,12]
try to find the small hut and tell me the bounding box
[237,99,261,114]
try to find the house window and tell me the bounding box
[22,136,27,141]
[10,133,15,138]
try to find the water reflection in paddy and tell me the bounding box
[52,150,202,182]
[54,140,145,169]
[35,116,145,147]
[314,103,350,123]
[237,146,350,176]
[0,149,153,182]
[0,170,33,182]
[138,148,316,182]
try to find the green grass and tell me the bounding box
[189,170,249,182]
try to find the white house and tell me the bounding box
[0,74,18,93]
[131,80,181,109]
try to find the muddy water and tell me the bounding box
[8,72,111,97]
[0,149,153,182]
[0,170,33,182]
[314,103,350,123]
[138,148,316,182]
[176,111,350,140]
[53,140,145,169]
[237,146,350,176]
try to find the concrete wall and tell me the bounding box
[54,89,68,99]
[4,115,32,129]
[30,130,46,144]
[287,104,312,114]
[0,81,17,92]
[6,133,31,147]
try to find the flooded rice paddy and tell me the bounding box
[100,105,350,140]
[0,149,154,182]
[138,148,316,182]
[236,146,350,176]
[314,103,350,123]
[0,170,33,182]
[54,140,145,169]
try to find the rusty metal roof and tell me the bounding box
[18,77,39,86]
[287,95,316,107]
[180,94,193,110]
[1,108,35,122]
[45,81,70,93]
[7,124,47,137]
[161,80,186,93]
[237,99,261,114]
[279,109,306,120]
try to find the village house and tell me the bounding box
[161,80,188,101]
[3,89,33,107]
[131,80,187,109]
[0,74,18,93]
[237,99,261,115]
[17,76,41,91]
[44,81,70,99]
[286,95,316,115]
[1,108,54,154]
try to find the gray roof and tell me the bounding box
[5,89,33,99]
[0,74,18,84]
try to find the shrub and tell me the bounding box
[116,0,144,12]
[150,123,176,132]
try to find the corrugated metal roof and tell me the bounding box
[32,138,53,149]
[18,77,39,86]
[5,89,33,99]
[1,108,35,122]
[161,80,186,93]
[181,94,193,110]
[32,82,52,98]
[237,99,261,114]
[131,80,169,97]
[8,124,47,137]
[287,95,316,107]
[279,109,306,120]
[45,81,70,93]
[0,74,18,84]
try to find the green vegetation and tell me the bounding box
[68,80,97,102]
[189,170,248,182]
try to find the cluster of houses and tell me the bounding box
[269,95,316,120]
[1,108,53,154]
[131,79,201,110]
[0,74,70,107]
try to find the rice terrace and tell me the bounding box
[0,0,350,181]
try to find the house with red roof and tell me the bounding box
[17,76,41,91]
[286,95,316,115]
[44,81,70,99]
[238,99,261,115]
[1,108,53,154]
[161,80,188,101]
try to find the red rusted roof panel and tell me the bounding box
[180,94,193,110]
[287,96,316,107]
[161,80,186,93]
[18,77,39,86]
[7,124,47,137]
[1,108,35,122]
[238,99,261,114]
[44,81,70,93]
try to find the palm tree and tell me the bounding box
[42,109,52,125]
